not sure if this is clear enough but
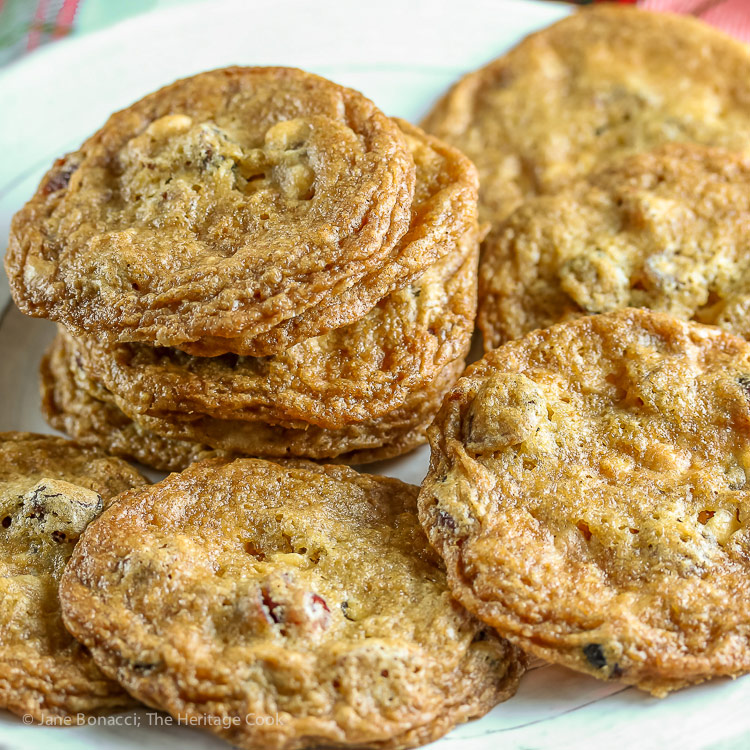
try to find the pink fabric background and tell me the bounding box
[641,0,750,41]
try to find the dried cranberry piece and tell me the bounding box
[42,160,77,195]
[306,593,331,630]
[309,594,329,614]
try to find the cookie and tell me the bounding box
[59,458,524,749]
[419,309,750,696]
[478,144,750,349]
[42,331,463,467]
[7,67,417,356]
[423,6,750,226]
[65,210,478,431]
[0,432,147,722]
[40,340,220,472]
[205,118,479,357]
[121,359,464,465]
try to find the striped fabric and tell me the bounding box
[27,0,80,51]
[0,0,747,67]
[641,0,750,40]
[0,0,79,65]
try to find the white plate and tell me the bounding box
[0,1,747,748]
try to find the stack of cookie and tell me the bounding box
[6,67,479,471]
[8,8,750,739]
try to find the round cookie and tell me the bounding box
[422,6,750,226]
[41,331,463,467]
[419,309,750,696]
[7,67,416,356]
[478,144,750,349]
[0,432,147,722]
[65,210,478,431]
[59,458,524,749]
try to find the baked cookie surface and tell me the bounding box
[479,145,750,349]
[7,67,417,356]
[66,208,478,431]
[419,310,750,695]
[59,458,524,749]
[0,432,147,721]
[422,6,750,226]
[214,118,478,357]
[40,339,220,472]
[42,330,463,467]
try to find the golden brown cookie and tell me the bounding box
[42,331,462,467]
[423,6,750,227]
[7,67,418,356]
[65,208,478,431]
[419,309,750,696]
[0,432,147,722]
[121,360,464,465]
[478,144,750,349]
[217,118,479,357]
[40,341,219,472]
[59,458,524,749]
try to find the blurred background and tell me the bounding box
[0,0,748,68]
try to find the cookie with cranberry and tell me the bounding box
[7,67,417,356]
[59,458,524,749]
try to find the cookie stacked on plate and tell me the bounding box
[6,67,479,470]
